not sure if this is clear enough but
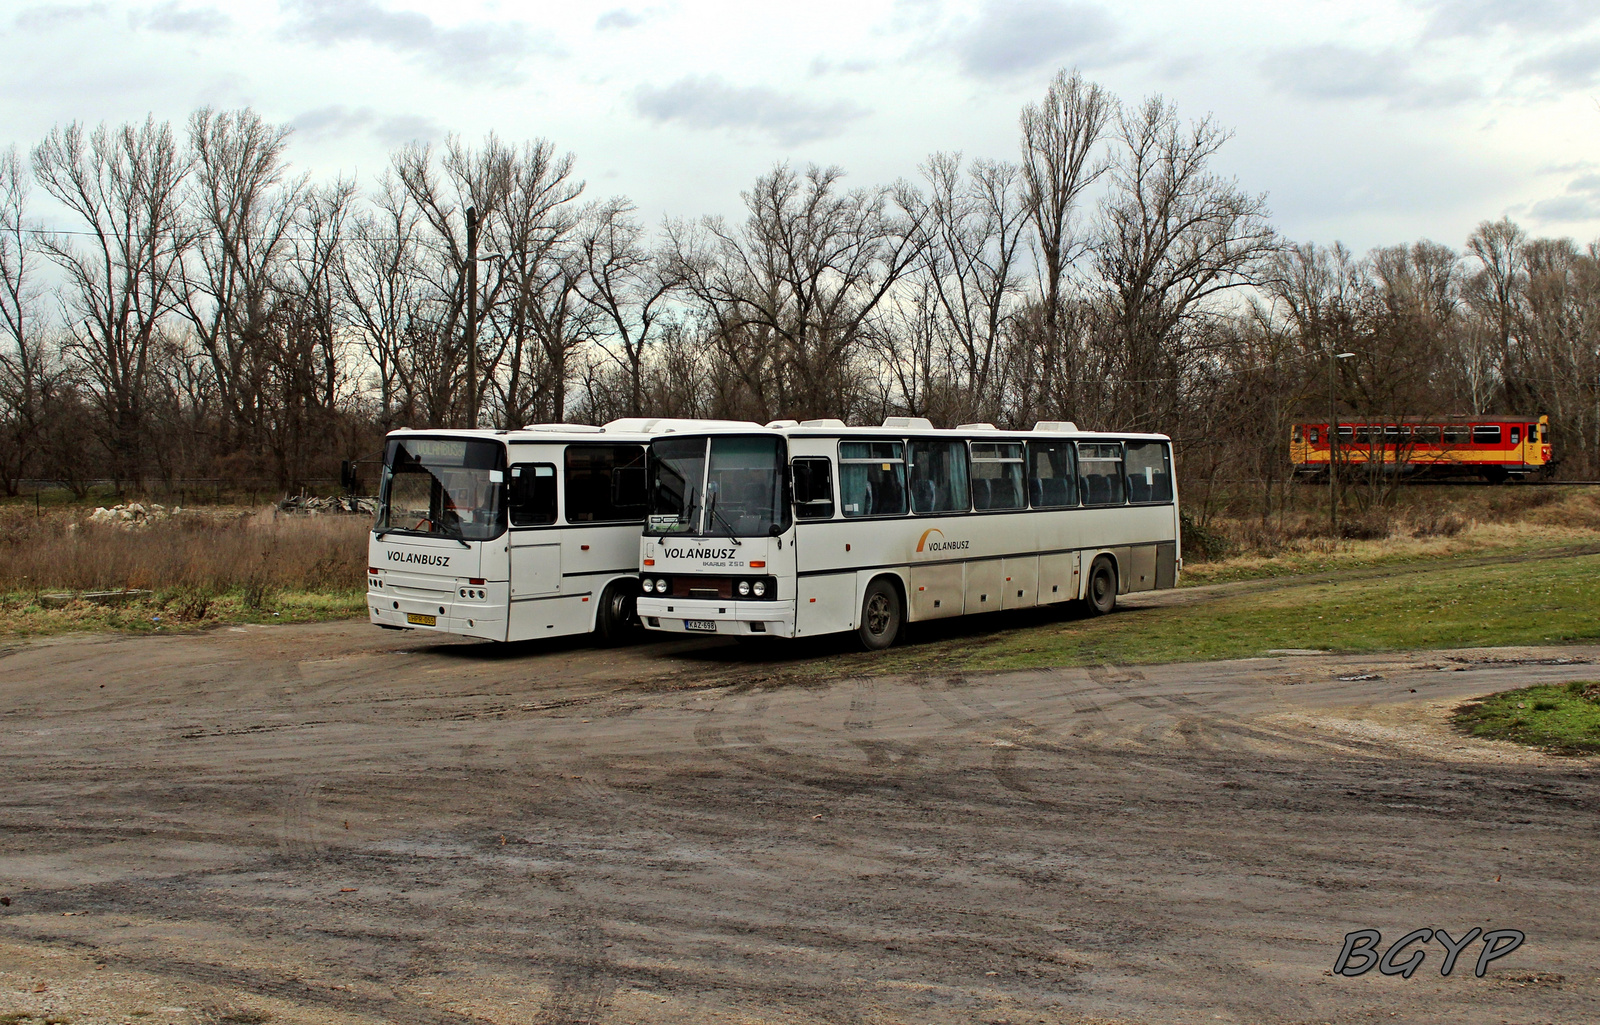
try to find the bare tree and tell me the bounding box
[673,163,927,421]
[575,197,680,418]
[912,152,1030,422]
[32,118,192,487]
[1019,69,1112,363]
[181,107,309,461]
[1094,95,1278,431]
[0,145,56,494]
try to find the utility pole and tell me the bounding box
[1328,350,1354,535]
[465,205,478,429]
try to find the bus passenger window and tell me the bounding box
[1124,442,1172,504]
[839,441,906,517]
[908,440,970,514]
[969,442,1024,510]
[1077,442,1125,506]
[1027,441,1077,508]
[565,445,648,522]
[791,458,835,519]
[509,463,557,525]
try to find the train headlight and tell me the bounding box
[753,580,767,597]
[642,578,655,593]
[737,580,751,596]
[655,577,668,593]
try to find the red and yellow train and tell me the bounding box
[1291,415,1551,483]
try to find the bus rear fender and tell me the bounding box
[1081,550,1120,600]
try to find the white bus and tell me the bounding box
[368,419,754,643]
[635,417,1180,649]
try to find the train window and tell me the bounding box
[1293,426,1303,443]
[1309,428,1320,444]
[1339,426,1353,439]
[1540,424,1548,442]
[1078,442,1126,506]
[1473,426,1502,444]
[1356,426,1377,443]
[908,440,971,514]
[1027,441,1078,508]
[1511,427,1521,444]
[970,442,1024,511]
[791,458,835,519]
[1125,442,1173,504]
[1443,427,1469,445]
[839,441,907,518]
[1528,423,1538,442]
[1414,426,1441,443]
[509,463,558,526]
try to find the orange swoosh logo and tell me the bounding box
[916,528,942,553]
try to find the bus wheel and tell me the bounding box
[594,581,637,646]
[1086,557,1118,616]
[856,579,902,651]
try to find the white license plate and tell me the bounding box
[406,613,437,626]
[683,619,717,632]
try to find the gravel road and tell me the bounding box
[1,621,1597,1024]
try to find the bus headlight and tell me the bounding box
[642,578,655,593]
[655,578,668,594]
[737,580,751,596]
[753,580,767,597]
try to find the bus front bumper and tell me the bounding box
[368,589,505,640]
[636,597,796,638]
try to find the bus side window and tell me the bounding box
[1124,442,1172,504]
[969,442,1024,510]
[509,463,557,526]
[908,440,971,514]
[1027,440,1077,508]
[1078,442,1126,506]
[839,441,907,517]
[566,445,647,522]
[791,458,835,519]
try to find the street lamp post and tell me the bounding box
[465,206,478,429]
[1328,350,1355,535]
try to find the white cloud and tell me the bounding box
[942,0,1117,79]
[1260,44,1480,108]
[633,77,870,146]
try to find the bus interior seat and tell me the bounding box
[971,478,991,510]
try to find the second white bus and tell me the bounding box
[635,417,1180,649]
[367,418,755,643]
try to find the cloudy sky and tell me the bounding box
[3,0,1599,254]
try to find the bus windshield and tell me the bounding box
[377,437,507,542]
[647,435,788,537]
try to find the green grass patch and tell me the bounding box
[870,552,1600,674]
[1453,681,1600,755]
[0,587,366,638]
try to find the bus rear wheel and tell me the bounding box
[856,579,902,651]
[1086,557,1118,616]
[593,581,637,646]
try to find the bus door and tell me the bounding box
[508,461,561,597]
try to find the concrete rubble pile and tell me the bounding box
[278,495,376,515]
[86,503,180,529]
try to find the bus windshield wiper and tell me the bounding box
[706,491,742,546]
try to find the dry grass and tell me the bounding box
[0,507,369,596]
[1182,487,1600,585]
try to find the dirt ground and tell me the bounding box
[1,615,1598,1025]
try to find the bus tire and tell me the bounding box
[593,580,636,646]
[1086,557,1118,616]
[856,578,902,651]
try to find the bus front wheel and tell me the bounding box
[594,581,637,646]
[856,579,903,651]
[1086,557,1118,616]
